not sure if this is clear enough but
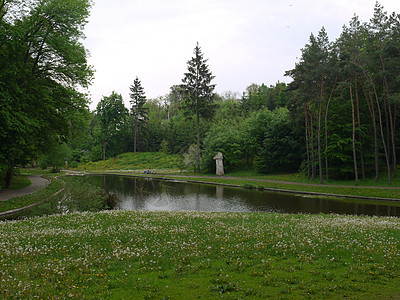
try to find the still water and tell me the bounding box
[87,175,400,217]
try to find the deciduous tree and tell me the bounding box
[96,92,128,161]
[0,0,93,187]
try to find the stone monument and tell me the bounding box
[213,152,224,176]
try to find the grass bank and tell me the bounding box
[0,175,31,191]
[0,176,64,214]
[0,210,399,299]
[75,152,184,173]
[166,175,400,201]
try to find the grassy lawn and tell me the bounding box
[0,210,399,299]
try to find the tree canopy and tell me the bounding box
[0,0,93,186]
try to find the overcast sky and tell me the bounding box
[83,0,400,110]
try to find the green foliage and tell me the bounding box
[183,144,198,172]
[240,83,289,114]
[165,110,197,154]
[60,176,112,212]
[40,142,71,172]
[129,77,149,153]
[159,139,169,153]
[143,99,166,152]
[202,119,244,173]
[180,43,216,119]
[95,92,128,160]
[243,108,303,174]
[181,42,216,173]
[0,0,93,185]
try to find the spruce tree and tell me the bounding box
[181,42,216,173]
[129,77,148,154]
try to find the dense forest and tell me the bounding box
[1,0,399,187]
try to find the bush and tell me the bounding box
[202,119,244,173]
[159,139,169,153]
[39,160,48,170]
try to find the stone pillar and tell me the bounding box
[213,152,224,176]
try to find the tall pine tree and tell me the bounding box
[129,77,148,154]
[181,43,216,173]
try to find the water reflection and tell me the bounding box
[87,175,400,217]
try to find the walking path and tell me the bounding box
[0,175,50,201]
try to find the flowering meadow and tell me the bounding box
[0,210,399,299]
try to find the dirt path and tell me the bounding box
[0,175,50,201]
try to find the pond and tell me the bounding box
[87,175,400,217]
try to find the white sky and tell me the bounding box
[83,0,400,110]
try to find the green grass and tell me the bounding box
[0,175,31,191]
[75,152,185,173]
[9,175,31,190]
[0,176,64,213]
[164,175,400,201]
[0,210,399,299]
[227,170,400,187]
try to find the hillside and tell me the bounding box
[75,152,186,173]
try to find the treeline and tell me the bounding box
[286,3,400,184]
[70,81,302,175]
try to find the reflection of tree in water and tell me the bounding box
[134,177,160,194]
[89,175,400,216]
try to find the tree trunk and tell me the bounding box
[318,100,323,184]
[364,70,391,185]
[384,99,390,165]
[360,78,379,182]
[350,81,359,186]
[318,74,324,184]
[394,103,397,178]
[310,110,316,181]
[305,103,311,180]
[102,132,107,161]
[380,54,396,178]
[134,123,137,155]
[388,103,396,178]
[354,75,365,180]
[196,110,200,174]
[324,76,337,183]
[5,159,15,188]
